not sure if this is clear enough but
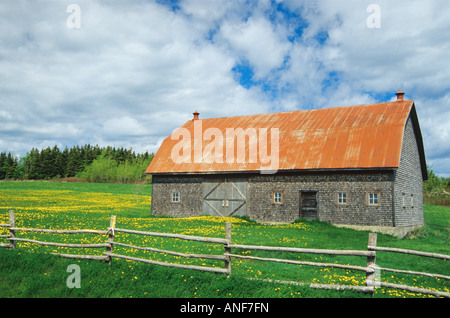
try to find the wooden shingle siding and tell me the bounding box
[151,171,396,226]
[246,171,394,225]
[393,116,424,227]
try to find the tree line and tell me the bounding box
[424,165,450,193]
[0,144,153,183]
[3,147,448,188]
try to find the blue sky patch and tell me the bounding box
[156,0,181,12]
[232,62,256,89]
[315,31,329,45]
[322,71,339,91]
[232,61,276,97]
[266,1,308,43]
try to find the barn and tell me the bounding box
[146,91,427,235]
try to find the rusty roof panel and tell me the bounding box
[146,100,414,174]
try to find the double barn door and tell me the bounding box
[202,178,248,217]
[202,179,317,220]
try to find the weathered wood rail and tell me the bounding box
[103,216,231,275]
[1,210,449,297]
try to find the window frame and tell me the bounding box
[272,190,284,205]
[367,191,381,207]
[336,191,349,205]
[171,191,181,203]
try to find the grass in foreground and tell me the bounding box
[0,181,448,298]
[0,248,366,299]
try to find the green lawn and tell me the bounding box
[0,180,448,299]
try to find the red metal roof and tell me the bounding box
[146,100,415,174]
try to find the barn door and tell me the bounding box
[202,178,247,217]
[300,191,318,219]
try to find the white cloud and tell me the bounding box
[103,116,147,137]
[270,0,450,176]
[0,0,269,156]
[297,0,450,95]
[0,0,449,176]
[417,93,450,164]
[220,14,291,79]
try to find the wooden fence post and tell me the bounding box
[106,215,116,264]
[8,210,16,249]
[366,232,377,291]
[225,222,232,276]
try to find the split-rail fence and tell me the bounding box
[1,210,449,298]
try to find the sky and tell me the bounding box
[1,0,449,176]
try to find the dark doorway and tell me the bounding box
[300,191,318,219]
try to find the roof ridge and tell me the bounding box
[191,100,414,121]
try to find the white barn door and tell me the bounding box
[202,178,248,217]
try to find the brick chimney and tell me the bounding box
[193,110,200,120]
[396,90,405,101]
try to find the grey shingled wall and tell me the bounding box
[393,116,424,226]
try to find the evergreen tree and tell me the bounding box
[6,152,18,179]
[0,152,6,179]
[51,145,64,178]
[60,147,69,177]
[0,152,18,179]
[30,148,43,179]
[65,146,80,177]
[22,148,39,179]
[39,147,54,179]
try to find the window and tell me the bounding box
[337,192,348,205]
[367,192,380,206]
[402,192,406,208]
[411,194,414,208]
[171,191,180,203]
[272,191,284,204]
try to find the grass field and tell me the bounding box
[0,180,448,299]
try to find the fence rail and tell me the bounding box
[1,210,449,298]
[226,252,371,273]
[114,227,229,245]
[368,245,450,260]
[229,243,375,257]
[8,237,109,249]
[111,240,227,261]
[9,227,108,235]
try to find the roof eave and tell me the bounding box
[146,167,397,176]
[408,103,428,180]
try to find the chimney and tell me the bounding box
[396,90,405,101]
[193,110,200,120]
